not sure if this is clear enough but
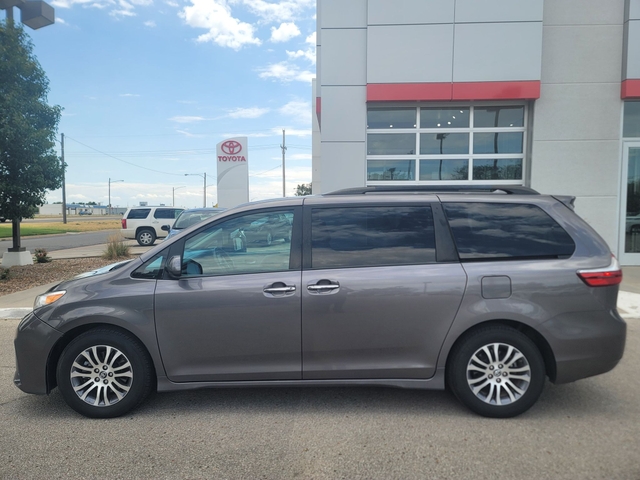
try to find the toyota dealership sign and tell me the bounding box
[216,136,249,208]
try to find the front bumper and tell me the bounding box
[14,312,63,395]
[540,309,626,384]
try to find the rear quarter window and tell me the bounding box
[443,202,575,260]
[126,209,151,220]
[154,209,182,219]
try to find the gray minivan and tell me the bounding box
[14,186,626,418]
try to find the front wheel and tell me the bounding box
[447,326,545,418]
[136,228,156,246]
[56,328,154,418]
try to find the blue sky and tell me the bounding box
[21,0,315,208]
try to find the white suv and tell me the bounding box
[121,206,184,246]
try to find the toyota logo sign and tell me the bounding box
[221,140,242,155]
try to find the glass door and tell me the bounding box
[620,143,640,265]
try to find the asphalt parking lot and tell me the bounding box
[0,318,638,479]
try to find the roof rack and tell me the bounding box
[325,185,540,196]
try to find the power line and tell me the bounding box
[65,136,202,176]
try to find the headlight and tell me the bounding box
[34,290,66,310]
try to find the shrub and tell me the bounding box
[0,267,10,280]
[34,248,52,263]
[103,234,130,260]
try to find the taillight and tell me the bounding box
[577,256,622,287]
[121,218,127,229]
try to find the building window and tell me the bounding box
[623,101,640,139]
[366,104,527,184]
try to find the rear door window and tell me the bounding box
[443,202,575,260]
[311,206,436,269]
[126,208,150,219]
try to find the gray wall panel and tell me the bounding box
[455,0,543,23]
[533,83,622,141]
[544,0,625,25]
[367,25,454,83]
[627,20,640,78]
[572,197,619,251]
[453,23,543,82]
[531,140,620,196]
[316,45,321,98]
[541,25,623,84]
[368,0,454,25]
[321,0,367,28]
[627,0,640,20]
[320,86,367,142]
[321,29,367,86]
[320,142,366,192]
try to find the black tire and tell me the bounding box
[136,228,156,246]
[447,325,545,418]
[56,328,154,418]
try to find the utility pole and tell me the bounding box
[281,129,287,197]
[204,172,207,208]
[61,133,67,224]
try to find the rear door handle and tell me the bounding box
[307,281,340,294]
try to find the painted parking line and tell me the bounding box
[0,308,32,320]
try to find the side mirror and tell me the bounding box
[166,255,182,278]
[161,224,170,232]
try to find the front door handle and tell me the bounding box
[264,285,296,294]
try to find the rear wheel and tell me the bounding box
[136,228,156,246]
[447,326,545,418]
[56,328,154,418]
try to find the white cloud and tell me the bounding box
[119,93,140,97]
[227,107,270,119]
[110,0,136,17]
[169,115,206,123]
[51,0,98,8]
[279,100,310,125]
[270,22,300,43]
[180,0,261,50]
[144,20,156,27]
[240,0,315,23]
[258,61,314,83]
[271,127,311,137]
[286,32,315,64]
[176,130,206,138]
[222,132,271,138]
[165,0,178,6]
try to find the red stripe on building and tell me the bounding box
[367,83,452,101]
[621,79,640,99]
[367,81,541,102]
[452,81,540,100]
[316,97,321,127]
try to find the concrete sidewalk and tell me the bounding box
[1,242,639,319]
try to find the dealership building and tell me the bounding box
[311,0,640,265]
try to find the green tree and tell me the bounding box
[294,183,312,196]
[0,21,63,251]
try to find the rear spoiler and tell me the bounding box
[552,195,576,210]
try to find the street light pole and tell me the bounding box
[173,186,186,207]
[108,178,124,215]
[185,173,207,208]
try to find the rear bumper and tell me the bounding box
[14,312,63,395]
[540,309,626,384]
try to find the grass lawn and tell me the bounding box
[0,220,121,238]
